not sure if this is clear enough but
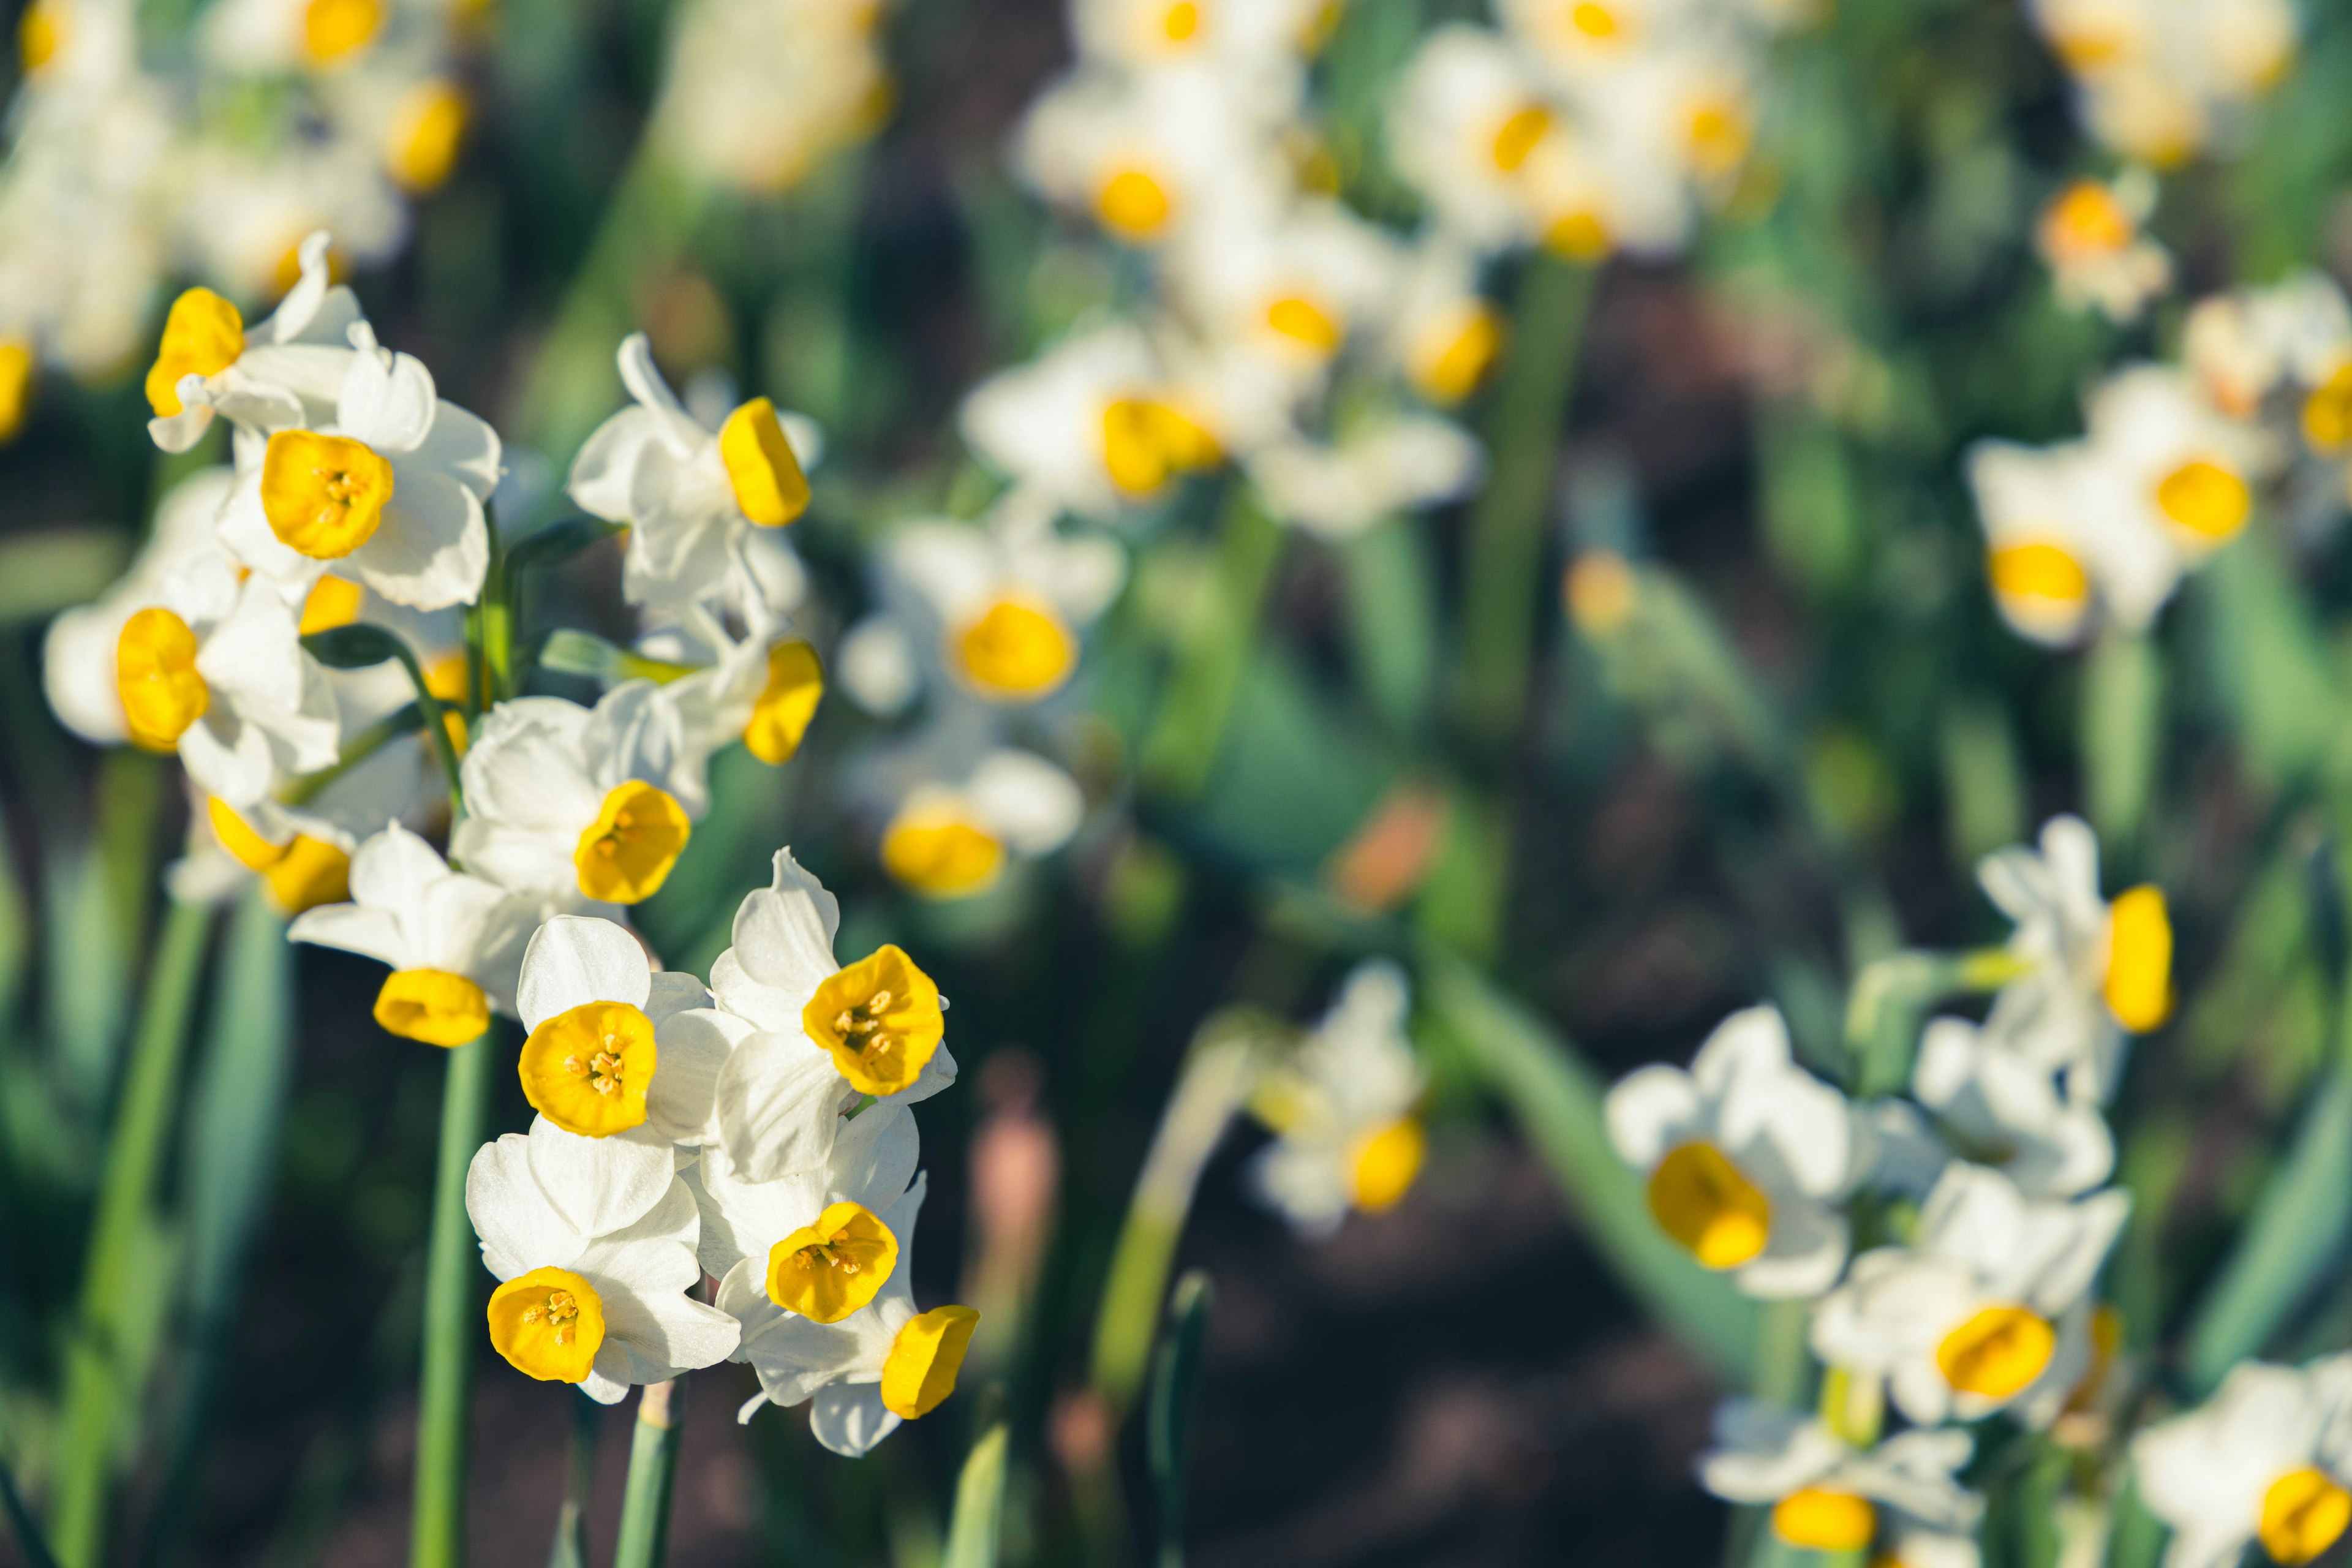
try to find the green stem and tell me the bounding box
[1137,488,1286,801]
[611,1379,685,1568]
[2083,626,2161,871]
[412,1030,495,1568]
[1453,255,1595,753]
[545,1392,600,1568]
[50,899,214,1568]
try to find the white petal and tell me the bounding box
[647,1004,734,1144]
[809,1384,903,1457]
[518,915,654,1031]
[716,1031,852,1182]
[285,902,409,970]
[466,1133,586,1278]
[1603,1065,1701,1170]
[352,468,489,610]
[528,1118,675,1239]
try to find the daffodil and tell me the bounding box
[1809,1162,2130,1428]
[145,230,363,451]
[1965,437,2178,647]
[168,137,406,304]
[2026,0,2296,164]
[1386,25,1564,254]
[1902,1014,2116,1199]
[869,515,1123,706]
[1245,410,1482,538]
[2081,364,2267,562]
[1387,239,1506,405]
[720,1174,979,1455]
[1164,195,1400,380]
[2184,273,2352,421]
[1246,961,1428,1237]
[2131,1357,2352,1568]
[870,743,1087,901]
[651,0,890,194]
[466,1120,739,1401]
[1017,64,1290,249]
[2035,171,2171,324]
[688,1098,919,1310]
[1698,1399,1982,1556]
[1605,1005,1871,1297]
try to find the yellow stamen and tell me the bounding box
[2102,884,2172,1031]
[145,289,244,418]
[298,575,365,635]
[19,0,62,69]
[1988,541,2089,608]
[0,339,32,442]
[764,1200,899,1322]
[518,999,658,1137]
[387,80,467,192]
[1772,1490,1876,1551]
[1348,1118,1424,1212]
[260,431,396,559]
[743,639,823,764]
[952,597,1077,701]
[879,1304,979,1420]
[2261,1468,2352,1566]
[375,968,491,1047]
[487,1266,606,1383]
[301,0,381,62]
[1408,305,1503,405]
[1569,0,1620,39]
[802,945,944,1096]
[2155,458,2250,543]
[1489,105,1553,173]
[117,607,209,752]
[2303,364,2352,454]
[718,398,811,527]
[1645,1141,1771,1268]
[572,780,690,904]
[881,805,1006,900]
[1265,295,1343,355]
[1096,168,1174,242]
[1935,1304,2055,1399]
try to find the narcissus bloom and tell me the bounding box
[1247,962,1428,1237]
[1698,1400,1981,1556]
[1246,410,1482,538]
[508,914,731,1143]
[2081,364,2266,564]
[1901,1014,2116,1199]
[690,1098,918,1319]
[145,231,361,451]
[1605,1005,1871,1297]
[2132,1357,2352,1568]
[1966,437,2179,647]
[2035,172,2171,325]
[872,517,1124,706]
[872,744,1087,901]
[1809,1162,2129,1428]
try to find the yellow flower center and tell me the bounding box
[1101,396,1220,495]
[802,944,945,1096]
[1489,105,1553,173]
[881,804,1006,900]
[2102,884,2172,1032]
[952,597,1077,700]
[518,999,658,1137]
[2049,24,2128,70]
[0,339,32,443]
[118,607,209,752]
[718,397,811,527]
[572,780,691,904]
[301,0,382,62]
[1645,1141,1771,1268]
[1570,0,1621,39]
[1988,540,2090,609]
[2302,364,2352,454]
[426,654,473,757]
[1265,294,1343,355]
[1686,96,1752,179]
[144,288,245,418]
[19,0,62,69]
[764,1200,900,1322]
[1096,167,1174,242]
[1935,1304,2055,1399]
[2261,1468,2352,1566]
[375,968,492,1047]
[1543,209,1611,262]
[388,80,467,192]
[1348,1118,1424,1213]
[1409,304,1504,405]
[743,639,824,764]
[487,1267,606,1383]
[260,431,397,559]
[209,799,356,914]
[298,574,365,635]
[1566,551,1638,635]
[879,1303,980,1420]
[1773,1490,1876,1551]
[2040,180,2133,262]
[2154,458,2250,543]
[1158,1,1199,42]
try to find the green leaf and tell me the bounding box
[533,628,697,687]
[941,1413,1010,1568]
[1147,1272,1213,1568]
[2195,533,2340,793]
[509,516,628,573]
[301,623,410,671]
[0,530,132,628]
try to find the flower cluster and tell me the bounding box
[1607,815,2173,1566]
[649,0,892,193]
[2019,0,2295,166]
[1245,960,1428,1237]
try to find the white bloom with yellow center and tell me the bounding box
[1902,1015,2116,1199]
[466,1125,739,1402]
[1386,25,1565,254]
[146,232,363,452]
[1809,1162,2129,1428]
[1016,64,1291,249]
[2184,273,2352,421]
[2028,0,2296,165]
[875,516,1123,706]
[568,334,819,609]
[2082,364,2267,562]
[1247,962,1428,1238]
[287,823,536,1046]
[1164,195,1401,379]
[873,744,1087,901]
[167,137,406,305]
[450,685,699,907]
[1966,437,2177,646]
[721,1175,980,1455]
[1604,1005,1869,1297]
[2035,172,2171,325]
[2132,1357,2352,1568]
[1387,239,1507,406]
[1698,1400,1981,1557]
[1068,0,1329,69]
[200,0,391,72]
[689,1101,917,1318]
[1246,412,1482,539]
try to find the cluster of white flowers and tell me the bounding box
[649,0,892,193]
[2019,0,2296,167]
[0,0,475,439]
[1245,960,1428,1237]
[1606,815,2179,1567]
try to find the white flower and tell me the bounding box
[1246,411,1482,538]
[1016,64,1292,248]
[1386,238,1506,405]
[652,0,888,194]
[1163,195,1401,380]
[2035,172,2171,325]
[1698,1399,1981,1555]
[567,334,818,608]
[144,231,364,451]
[688,1099,920,1285]
[1385,25,1562,254]
[2081,364,2267,564]
[1966,437,2177,646]
[466,1124,738,1403]
[1247,962,1427,1238]
[872,744,1087,901]
[1809,1163,2129,1428]
[1902,1014,2116,1199]
[2184,273,2352,420]
[872,515,1125,706]
[1605,1005,1869,1297]
[2132,1357,2352,1568]
[288,822,538,1045]
[719,1174,980,1455]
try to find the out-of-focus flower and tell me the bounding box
[2131,1357,2352,1568]
[2035,171,2171,323]
[872,744,1087,901]
[1966,438,2174,647]
[870,516,1125,706]
[1385,25,1570,255]
[1247,411,1482,538]
[1900,1014,2116,1198]
[1018,64,1289,249]
[2024,0,2296,165]
[654,0,891,193]
[2082,364,2265,562]
[1698,1400,1981,1557]
[2184,273,2352,421]
[1247,961,1427,1237]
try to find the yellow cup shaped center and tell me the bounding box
[1988,541,2090,609]
[952,597,1077,701]
[1686,97,1752,178]
[302,0,382,61]
[2102,883,2173,1033]
[1935,1303,2055,1400]
[208,796,291,873]
[519,999,658,1137]
[1101,396,1220,496]
[488,1266,606,1383]
[118,606,209,752]
[2155,458,2250,543]
[1348,1118,1425,1213]
[880,1303,980,1420]
[1411,305,1503,405]
[744,639,824,764]
[0,339,32,442]
[881,807,1006,900]
[389,81,467,192]
[1771,1489,1877,1551]
[2041,180,2133,261]
[144,288,246,418]
[1569,0,1621,39]
[764,1200,900,1322]
[1265,294,1343,355]
[230,824,349,916]
[375,968,491,1047]
[299,574,365,635]
[1489,104,1553,173]
[719,398,812,527]
[803,944,944,1096]
[1544,208,1612,262]
[260,431,396,559]
[2261,1468,2352,1566]
[1158,0,1199,42]
[573,780,691,904]
[1096,167,1174,241]
[2305,366,2352,454]
[1645,1140,1771,1269]
[20,0,62,69]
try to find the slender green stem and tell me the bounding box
[412,1030,495,1568]
[2084,626,2161,873]
[50,899,214,1568]
[611,1379,685,1568]
[480,518,514,708]
[545,1392,601,1568]
[1137,488,1286,801]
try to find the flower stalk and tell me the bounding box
[411,1027,496,1568]
[611,1378,685,1568]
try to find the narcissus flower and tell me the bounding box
[873,745,1087,901]
[146,230,361,451]
[1899,1014,2116,1199]
[1698,1400,1981,1556]
[2132,1357,2352,1568]
[2081,364,2266,563]
[1605,1005,1871,1297]
[1385,25,1566,254]
[1809,1162,2129,1428]
[1246,410,1482,538]
[288,822,535,1045]
[1966,437,2179,647]
[2035,172,2171,325]
[509,914,731,1142]
[690,1098,919,1316]
[872,516,1125,706]
[1247,962,1428,1237]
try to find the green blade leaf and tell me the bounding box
[301,623,410,671]
[1147,1272,1214,1568]
[942,1411,1011,1568]
[508,516,627,573]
